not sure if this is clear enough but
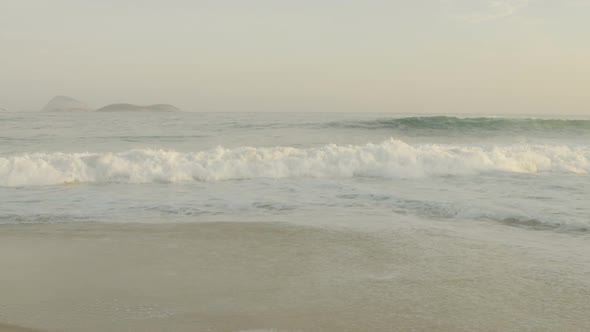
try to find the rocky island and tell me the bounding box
[41,96,92,112]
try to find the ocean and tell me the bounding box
[1,112,589,230]
[2,111,590,331]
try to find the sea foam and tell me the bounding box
[1,139,588,186]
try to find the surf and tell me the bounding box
[1,139,588,186]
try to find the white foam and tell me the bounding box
[1,139,589,187]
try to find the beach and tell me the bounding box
[2,219,589,332]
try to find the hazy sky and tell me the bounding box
[1,0,589,113]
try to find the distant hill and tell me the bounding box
[41,96,92,112]
[95,103,181,112]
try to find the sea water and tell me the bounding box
[1,111,589,231]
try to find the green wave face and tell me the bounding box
[334,116,590,132]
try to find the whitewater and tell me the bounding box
[2,141,590,186]
[1,111,590,231]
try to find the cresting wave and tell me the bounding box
[1,139,589,186]
[330,116,590,131]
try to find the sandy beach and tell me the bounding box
[1,220,589,332]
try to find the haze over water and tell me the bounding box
[2,1,590,114]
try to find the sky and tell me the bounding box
[1,0,589,113]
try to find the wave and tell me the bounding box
[390,198,589,232]
[329,116,590,132]
[0,213,92,224]
[1,139,589,186]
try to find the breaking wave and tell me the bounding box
[330,116,590,132]
[1,139,589,186]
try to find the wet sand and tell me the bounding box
[0,324,37,332]
[1,220,589,332]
